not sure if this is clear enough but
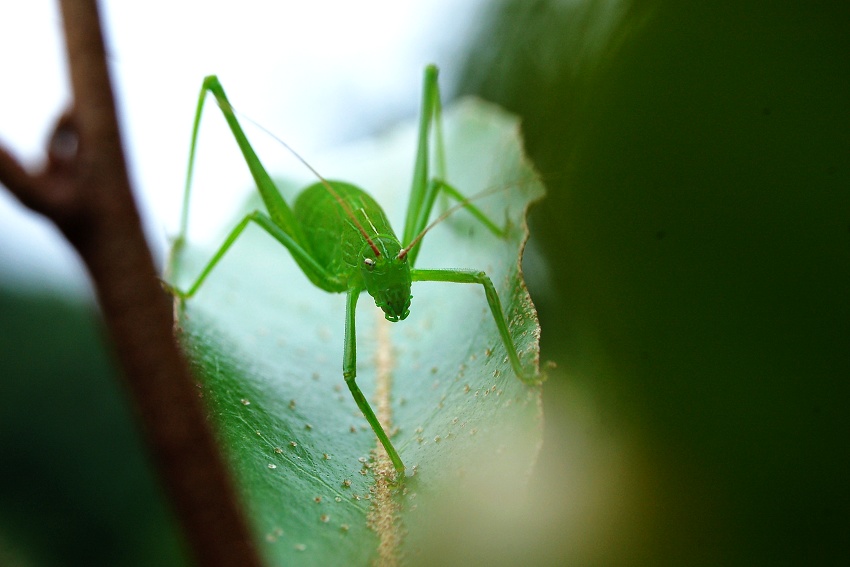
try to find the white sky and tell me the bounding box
[0,0,486,295]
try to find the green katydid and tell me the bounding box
[168,65,535,475]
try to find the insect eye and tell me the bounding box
[363,258,376,270]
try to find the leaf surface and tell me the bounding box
[172,98,545,565]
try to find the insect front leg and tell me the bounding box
[411,268,536,384]
[343,288,405,474]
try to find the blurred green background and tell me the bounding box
[0,289,187,566]
[2,0,848,565]
[457,1,850,565]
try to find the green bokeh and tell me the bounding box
[461,1,850,564]
[0,286,187,566]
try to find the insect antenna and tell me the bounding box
[398,182,518,260]
[224,101,382,256]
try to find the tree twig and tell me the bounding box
[0,2,262,565]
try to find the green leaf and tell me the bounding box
[171,99,544,565]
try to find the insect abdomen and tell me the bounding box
[294,181,396,287]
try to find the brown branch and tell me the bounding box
[0,2,263,566]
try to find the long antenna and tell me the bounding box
[398,182,512,259]
[223,100,381,257]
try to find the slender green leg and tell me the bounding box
[169,74,337,295]
[343,289,405,474]
[176,75,306,259]
[432,179,506,238]
[412,268,532,383]
[168,210,338,299]
[403,65,440,249]
[400,66,507,267]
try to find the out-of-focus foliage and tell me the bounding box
[0,285,187,566]
[459,0,850,565]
